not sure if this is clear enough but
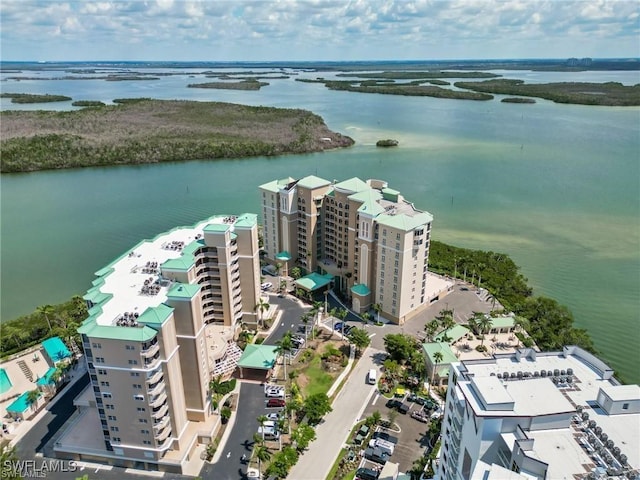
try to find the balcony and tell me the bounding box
[144,352,161,370]
[155,425,172,442]
[141,342,160,358]
[153,415,170,431]
[149,392,167,408]
[146,369,163,385]
[152,403,169,420]
[147,380,166,397]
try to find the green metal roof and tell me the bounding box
[234,213,257,228]
[83,289,112,305]
[182,239,205,255]
[161,254,195,271]
[295,272,334,291]
[381,187,400,202]
[36,367,57,386]
[167,283,201,299]
[422,342,458,365]
[237,344,278,370]
[489,316,515,329]
[138,304,174,326]
[349,189,385,216]
[351,283,371,296]
[375,211,433,231]
[259,177,296,193]
[275,251,292,261]
[333,177,368,193]
[297,175,331,190]
[434,324,470,344]
[204,223,231,233]
[78,321,158,342]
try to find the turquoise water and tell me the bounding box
[0,368,12,394]
[1,66,638,383]
[42,336,71,362]
[6,390,39,414]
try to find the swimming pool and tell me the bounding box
[0,368,13,394]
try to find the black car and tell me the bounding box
[385,398,402,409]
[364,446,389,465]
[355,467,380,480]
[398,402,410,415]
[373,431,398,444]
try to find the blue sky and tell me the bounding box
[1,0,638,61]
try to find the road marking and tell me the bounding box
[226,451,231,459]
[124,468,165,477]
[368,333,376,338]
[371,393,380,405]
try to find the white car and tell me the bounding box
[247,467,261,479]
[266,413,280,421]
[261,282,273,291]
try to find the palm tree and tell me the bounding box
[254,444,271,474]
[0,443,20,480]
[255,297,270,330]
[424,319,439,342]
[300,313,311,340]
[478,316,493,348]
[257,415,269,443]
[429,351,444,395]
[373,303,382,324]
[275,335,294,380]
[477,262,486,287]
[334,308,348,338]
[275,263,283,292]
[36,304,54,332]
[26,389,40,412]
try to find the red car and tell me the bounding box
[266,398,285,408]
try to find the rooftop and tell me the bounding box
[78,214,251,336]
[296,175,331,190]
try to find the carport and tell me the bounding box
[294,272,334,300]
[236,344,278,382]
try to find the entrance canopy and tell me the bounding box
[295,272,334,292]
[237,344,278,370]
[275,251,292,262]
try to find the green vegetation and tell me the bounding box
[305,79,494,100]
[501,97,536,104]
[0,296,86,359]
[335,71,500,79]
[300,354,335,397]
[302,393,332,425]
[347,328,370,356]
[0,99,354,172]
[455,79,640,106]
[376,139,398,147]
[428,79,450,86]
[429,240,595,353]
[71,100,106,107]
[188,79,269,90]
[265,445,299,478]
[1,93,71,103]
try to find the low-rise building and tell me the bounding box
[438,346,639,480]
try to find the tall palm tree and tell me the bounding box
[477,262,486,288]
[36,304,54,332]
[254,444,271,474]
[478,316,493,348]
[275,263,282,292]
[429,351,444,395]
[373,303,382,324]
[257,415,269,443]
[424,319,439,342]
[300,313,311,340]
[275,335,294,380]
[26,389,40,412]
[255,297,270,330]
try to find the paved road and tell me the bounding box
[287,347,385,480]
[201,383,268,480]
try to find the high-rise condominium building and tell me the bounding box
[438,346,639,480]
[55,214,260,473]
[259,176,434,325]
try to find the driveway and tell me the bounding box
[287,347,384,480]
[201,383,268,480]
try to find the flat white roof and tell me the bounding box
[472,376,514,407]
[453,347,640,476]
[92,216,233,327]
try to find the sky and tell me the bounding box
[1,0,638,62]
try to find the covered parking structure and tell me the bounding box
[294,272,334,301]
[235,344,278,382]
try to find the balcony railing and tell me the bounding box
[141,342,160,358]
[147,380,166,397]
[144,352,161,370]
[149,392,167,408]
[151,403,169,420]
[146,369,163,385]
[155,425,172,442]
[153,415,171,431]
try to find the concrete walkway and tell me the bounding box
[287,347,383,480]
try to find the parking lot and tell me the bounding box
[360,391,435,472]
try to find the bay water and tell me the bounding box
[1,64,638,382]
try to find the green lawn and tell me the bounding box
[300,354,336,397]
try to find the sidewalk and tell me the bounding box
[287,347,381,480]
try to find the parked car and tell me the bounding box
[261,282,273,291]
[355,467,380,480]
[364,446,389,465]
[266,413,280,421]
[372,431,398,444]
[292,336,305,347]
[398,403,410,415]
[334,322,344,331]
[343,325,354,335]
[266,398,285,408]
[266,389,285,399]
[385,399,402,410]
[411,409,429,423]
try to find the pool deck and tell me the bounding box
[0,346,56,429]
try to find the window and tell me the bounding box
[112,437,121,442]
[133,384,142,389]
[95,357,105,363]
[103,393,112,398]
[143,440,152,445]
[141,429,150,434]
[97,369,107,375]
[110,426,119,432]
[396,233,400,240]
[108,415,117,421]
[128,360,138,365]
[394,260,398,267]
[134,395,144,401]
[137,407,146,412]
[139,418,148,423]
[92,343,102,349]
[105,404,114,410]
[125,345,135,351]
[131,372,140,377]
[100,381,110,387]
[623,403,630,410]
